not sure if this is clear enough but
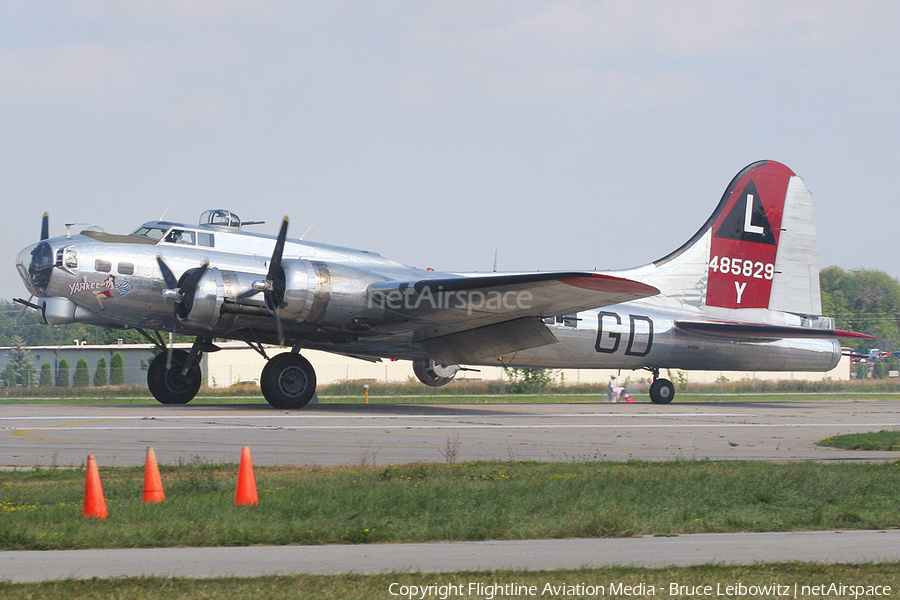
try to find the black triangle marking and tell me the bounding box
[713,180,776,245]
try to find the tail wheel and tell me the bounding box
[261,353,317,409]
[649,378,675,404]
[147,349,201,405]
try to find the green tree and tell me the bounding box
[73,358,90,387]
[39,363,52,387]
[0,300,153,347]
[93,357,108,387]
[821,267,900,379]
[2,363,15,388]
[502,367,557,393]
[56,358,70,387]
[2,337,33,387]
[109,352,125,386]
[821,267,900,349]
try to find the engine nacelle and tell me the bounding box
[177,267,268,332]
[279,260,387,328]
[177,266,226,331]
[177,260,389,334]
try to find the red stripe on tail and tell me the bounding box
[705,161,794,309]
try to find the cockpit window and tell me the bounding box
[197,232,214,247]
[164,229,195,245]
[132,226,167,241]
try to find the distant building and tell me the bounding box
[0,343,158,387]
[1,342,850,389]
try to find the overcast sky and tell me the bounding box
[3,1,899,301]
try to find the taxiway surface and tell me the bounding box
[2,400,898,468]
[4,530,900,582]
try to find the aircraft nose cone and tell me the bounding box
[16,241,54,296]
[15,243,37,293]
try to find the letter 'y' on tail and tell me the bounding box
[641,160,822,316]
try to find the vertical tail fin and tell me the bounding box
[637,160,822,316]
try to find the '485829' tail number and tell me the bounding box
[708,256,774,280]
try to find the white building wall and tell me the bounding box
[206,344,851,388]
[1,343,851,389]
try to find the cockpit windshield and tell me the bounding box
[132,226,167,241]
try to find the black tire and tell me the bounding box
[147,350,201,405]
[260,353,317,409]
[412,359,457,387]
[649,378,675,404]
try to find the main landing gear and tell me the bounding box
[646,368,675,404]
[144,333,318,410]
[260,352,317,409]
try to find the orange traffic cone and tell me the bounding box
[83,455,108,519]
[142,446,165,503]
[235,446,259,506]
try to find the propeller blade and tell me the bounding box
[263,217,290,346]
[40,212,49,241]
[266,216,289,283]
[273,306,285,347]
[180,262,209,292]
[166,330,175,370]
[156,256,179,290]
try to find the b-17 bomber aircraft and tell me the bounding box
[15,160,870,408]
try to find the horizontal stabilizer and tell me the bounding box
[674,319,875,340]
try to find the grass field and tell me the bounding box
[2,564,899,600]
[3,391,899,596]
[820,430,900,451]
[3,460,900,551]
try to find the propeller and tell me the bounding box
[156,255,209,368]
[251,216,289,345]
[41,212,49,241]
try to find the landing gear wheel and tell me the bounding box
[649,378,675,404]
[412,359,459,387]
[261,353,317,409]
[147,349,202,405]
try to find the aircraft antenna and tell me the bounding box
[493,249,498,272]
[158,201,175,222]
[299,223,315,240]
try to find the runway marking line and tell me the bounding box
[7,422,900,432]
[0,412,751,420]
[10,418,128,440]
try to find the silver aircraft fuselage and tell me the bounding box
[15,217,841,375]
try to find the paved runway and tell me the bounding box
[2,400,899,468]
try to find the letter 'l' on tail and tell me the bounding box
[632,160,822,316]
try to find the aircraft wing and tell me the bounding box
[674,320,875,340]
[368,272,659,364]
